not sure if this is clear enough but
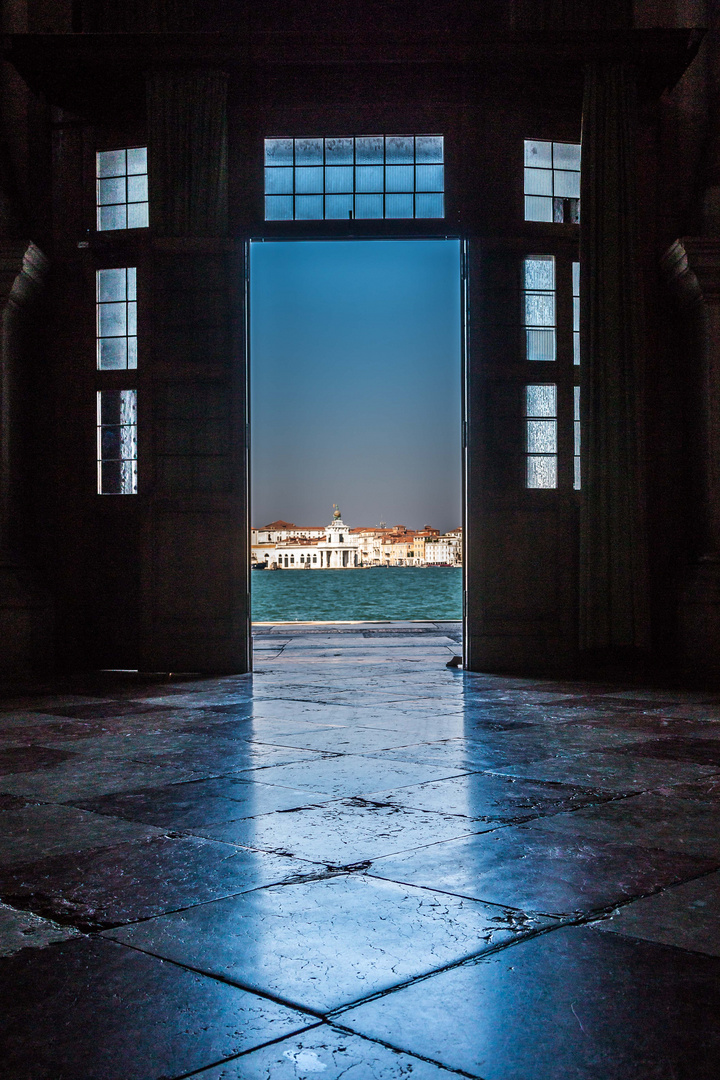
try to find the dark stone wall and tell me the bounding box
[0,1,714,674]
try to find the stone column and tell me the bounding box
[578,62,650,656]
[663,238,720,676]
[141,69,249,673]
[0,242,52,673]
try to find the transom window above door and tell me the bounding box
[264,136,444,221]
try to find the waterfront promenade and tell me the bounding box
[1,624,720,1075]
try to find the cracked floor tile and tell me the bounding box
[106,873,558,1012]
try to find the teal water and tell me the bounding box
[251,566,463,622]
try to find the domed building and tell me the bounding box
[317,506,361,568]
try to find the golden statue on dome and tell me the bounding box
[333,504,342,520]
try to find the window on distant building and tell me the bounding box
[96,268,137,370]
[97,390,137,494]
[96,148,149,231]
[524,141,580,223]
[525,384,557,489]
[264,135,444,221]
[524,256,555,361]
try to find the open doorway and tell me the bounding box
[249,239,463,623]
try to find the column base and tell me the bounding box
[0,561,53,675]
[680,555,720,679]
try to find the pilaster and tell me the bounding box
[663,236,720,677]
[0,242,52,673]
[578,61,650,657]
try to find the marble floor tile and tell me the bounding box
[253,727,426,754]
[35,730,256,759]
[377,772,615,822]
[135,691,255,709]
[0,695,118,711]
[0,936,314,1080]
[197,1025,457,1078]
[0,756,209,801]
[0,745,78,774]
[570,713,720,737]
[0,715,182,745]
[232,753,466,799]
[377,729,640,769]
[33,700,179,720]
[610,735,720,765]
[0,901,80,956]
[491,751,720,793]
[178,716,323,739]
[599,870,720,956]
[75,776,333,829]
[534,790,720,859]
[107,741,327,776]
[459,704,580,727]
[0,835,318,929]
[343,714,467,741]
[363,738,518,770]
[369,824,714,915]
[108,874,557,1012]
[673,774,720,799]
[653,703,720,720]
[0,799,163,866]
[45,731,322,773]
[193,797,480,865]
[248,700,357,721]
[339,925,720,1079]
[211,716,344,737]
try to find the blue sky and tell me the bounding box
[250,239,461,532]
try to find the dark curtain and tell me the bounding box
[146,70,228,238]
[579,62,649,653]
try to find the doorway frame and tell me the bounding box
[245,232,468,661]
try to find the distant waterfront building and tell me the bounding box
[253,520,326,545]
[425,531,462,566]
[251,509,461,568]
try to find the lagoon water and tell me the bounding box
[251,565,462,622]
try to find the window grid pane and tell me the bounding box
[524,256,556,361]
[97,390,137,494]
[524,140,580,224]
[97,268,137,370]
[574,385,581,490]
[573,260,580,366]
[526,383,557,489]
[96,148,149,232]
[264,136,444,220]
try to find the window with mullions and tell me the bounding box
[97,390,137,495]
[525,384,557,489]
[96,148,149,231]
[524,141,580,224]
[524,256,555,361]
[574,385,581,490]
[97,268,137,370]
[572,261,580,365]
[264,136,444,221]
